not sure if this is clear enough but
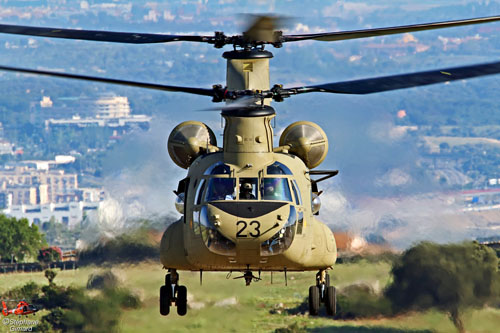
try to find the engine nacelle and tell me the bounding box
[279,121,328,169]
[167,121,218,169]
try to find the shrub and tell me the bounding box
[3,268,143,333]
[87,270,119,290]
[1,281,40,301]
[386,241,499,333]
[38,247,62,263]
[337,283,393,319]
[78,232,159,266]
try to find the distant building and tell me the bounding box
[0,167,78,204]
[462,188,500,211]
[44,94,151,132]
[78,187,106,202]
[95,95,131,118]
[2,185,38,205]
[0,164,105,225]
[45,114,151,131]
[4,201,100,228]
[0,140,14,155]
[40,96,53,108]
[0,192,8,209]
[17,155,76,171]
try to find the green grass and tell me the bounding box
[0,260,499,332]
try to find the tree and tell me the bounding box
[0,214,46,262]
[45,269,57,285]
[386,242,499,332]
[38,247,62,263]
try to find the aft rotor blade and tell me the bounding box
[243,15,283,43]
[0,65,215,96]
[291,61,500,95]
[282,16,500,43]
[0,23,210,44]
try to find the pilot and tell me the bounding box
[263,184,276,199]
[240,182,256,200]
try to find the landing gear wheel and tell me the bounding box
[176,285,188,316]
[325,286,336,316]
[308,285,320,316]
[159,285,171,316]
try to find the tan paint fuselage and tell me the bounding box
[160,52,336,272]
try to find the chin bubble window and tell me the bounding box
[197,205,236,255]
[261,206,297,256]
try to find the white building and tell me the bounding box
[40,96,53,108]
[4,201,100,228]
[95,95,131,118]
[45,114,151,130]
[19,155,76,171]
[0,140,13,155]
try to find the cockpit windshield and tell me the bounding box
[200,162,294,202]
[204,162,231,175]
[261,178,292,201]
[204,178,236,201]
[239,178,258,200]
[266,162,293,175]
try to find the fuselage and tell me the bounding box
[2,301,37,316]
[160,151,337,272]
[162,77,336,272]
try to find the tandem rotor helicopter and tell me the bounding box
[0,14,499,317]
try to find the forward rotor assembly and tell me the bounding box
[0,14,499,104]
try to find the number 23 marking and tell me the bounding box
[236,221,261,238]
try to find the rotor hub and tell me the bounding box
[221,105,275,117]
[223,49,274,60]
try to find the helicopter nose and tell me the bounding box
[210,201,287,219]
[207,201,294,242]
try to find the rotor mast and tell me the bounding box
[223,49,273,93]
[221,49,275,168]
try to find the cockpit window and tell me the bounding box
[204,178,236,201]
[291,180,302,205]
[266,162,292,175]
[239,178,258,200]
[261,178,292,201]
[204,162,231,175]
[195,179,206,205]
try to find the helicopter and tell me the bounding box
[2,300,39,317]
[0,14,499,317]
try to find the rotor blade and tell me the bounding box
[0,23,210,44]
[243,15,282,43]
[282,16,500,43]
[290,61,500,95]
[0,65,215,96]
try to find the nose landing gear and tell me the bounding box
[308,269,336,316]
[159,269,188,316]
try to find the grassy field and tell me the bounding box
[1,261,499,332]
